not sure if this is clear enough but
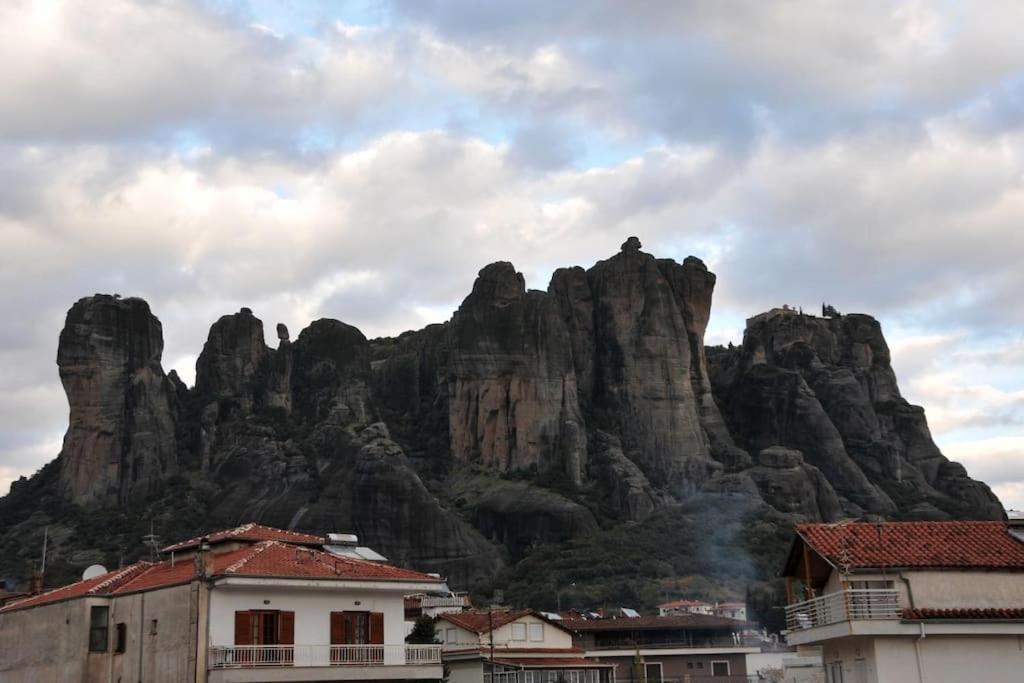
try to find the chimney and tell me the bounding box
[28,570,43,595]
[194,537,213,579]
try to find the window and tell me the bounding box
[446,627,456,644]
[528,623,544,642]
[644,663,662,683]
[89,606,109,652]
[711,661,729,676]
[114,622,127,653]
[827,661,845,683]
[686,662,694,670]
[150,619,158,636]
[330,611,384,664]
[512,623,527,641]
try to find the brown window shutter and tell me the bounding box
[369,612,384,645]
[330,612,347,645]
[279,611,295,645]
[234,611,253,646]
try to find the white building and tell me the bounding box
[713,601,747,621]
[782,520,1024,683]
[0,523,445,683]
[657,599,713,617]
[438,609,614,683]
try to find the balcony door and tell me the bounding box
[234,610,295,665]
[330,611,384,664]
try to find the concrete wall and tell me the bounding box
[590,652,748,681]
[447,659,484,683]
[823,634,1024,683]
[209,585,407,664]
[0,584,198,683]
[904,571,1024,608]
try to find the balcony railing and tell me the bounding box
[785,589,901,631]
[209,644,442,669]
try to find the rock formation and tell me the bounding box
[4,240,1003,594]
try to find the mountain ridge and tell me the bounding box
[0,237,1002,610]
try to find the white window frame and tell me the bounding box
[644,662,663,683]
[710,660,730,676]
[511,623,527,641]
[528,622,544,642]
[445,627,456,644]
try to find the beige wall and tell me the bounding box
[823,634,1024,683]
[0,583,199,683]
[904,571,1024,608]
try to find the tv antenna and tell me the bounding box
[142,520,163,562]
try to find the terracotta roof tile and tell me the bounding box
[439,609,538,633]
[658,599,711,609]
[796,521,1024,570]
[1,540,441,614]
[903,608,1024,620]
[162,522,324,552]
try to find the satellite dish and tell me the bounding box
[82,565,108,581]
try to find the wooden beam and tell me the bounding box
[802,542,814,598]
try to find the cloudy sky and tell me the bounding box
[2,0,1023,508]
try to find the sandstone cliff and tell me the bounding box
[1,240,1003,598]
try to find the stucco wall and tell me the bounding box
[0,597,90,682]
[590,652,747,681]
[0,583,198,683]
[208,584,407,664]
[875,635,1024,683]
[904,571,1024,608]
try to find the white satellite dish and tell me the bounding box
[82,564,108,581]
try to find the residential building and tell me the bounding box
[438,609,615,683]
[565,614,760,681]
[712,602,746,621]
[658,599,714,617]
[0,522,445,682]
[782,520,1024,683]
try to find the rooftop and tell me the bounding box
[439,610,569,634]
[3,539,442,614]
[161,522,325,553]
[562,614,747,631]
[658,599,711,609]
[790,521,1024,571]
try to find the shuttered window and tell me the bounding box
[89,606,109,652]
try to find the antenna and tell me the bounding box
[142,520,163,562]
[40,526,48,575]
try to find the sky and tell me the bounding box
[1,0,1023,509]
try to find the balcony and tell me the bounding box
[785,589,901,632]
[209,644,441,670]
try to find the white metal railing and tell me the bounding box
[209,644,442,668]
[421,595,470,608]
[785,589,901,631]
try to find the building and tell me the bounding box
[782,520,1024,683]
[712,602,747,621]
[0,522,446,682]
[657,599,714,617]
[439,609,615,683]
[565,614,760,681]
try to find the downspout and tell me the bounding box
[913,622,926,683]
[137,592,146,683]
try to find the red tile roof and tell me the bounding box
[796,521,1024,570]
[1,541,441,614]
[902,608,1024,621]
[562,614,747,631]
[162,522,324,552]
[439,609,538,633]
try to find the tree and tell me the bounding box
[407,614,439,644]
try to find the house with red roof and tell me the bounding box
[436,609,614,683]
[781,520,1024,683]
[656,598,714,617]
[0,523,445,683]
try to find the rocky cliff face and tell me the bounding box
[56,295,179,506]
[6,240,1003,595]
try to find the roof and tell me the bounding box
[562,614,747,631]
[792,521,1024,571]
[658,599,711,609]
[902,608,1024,621]
[162,522,324,553]
[438,610,570,634]
[716,602,745,609]
[1,540,442,614]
